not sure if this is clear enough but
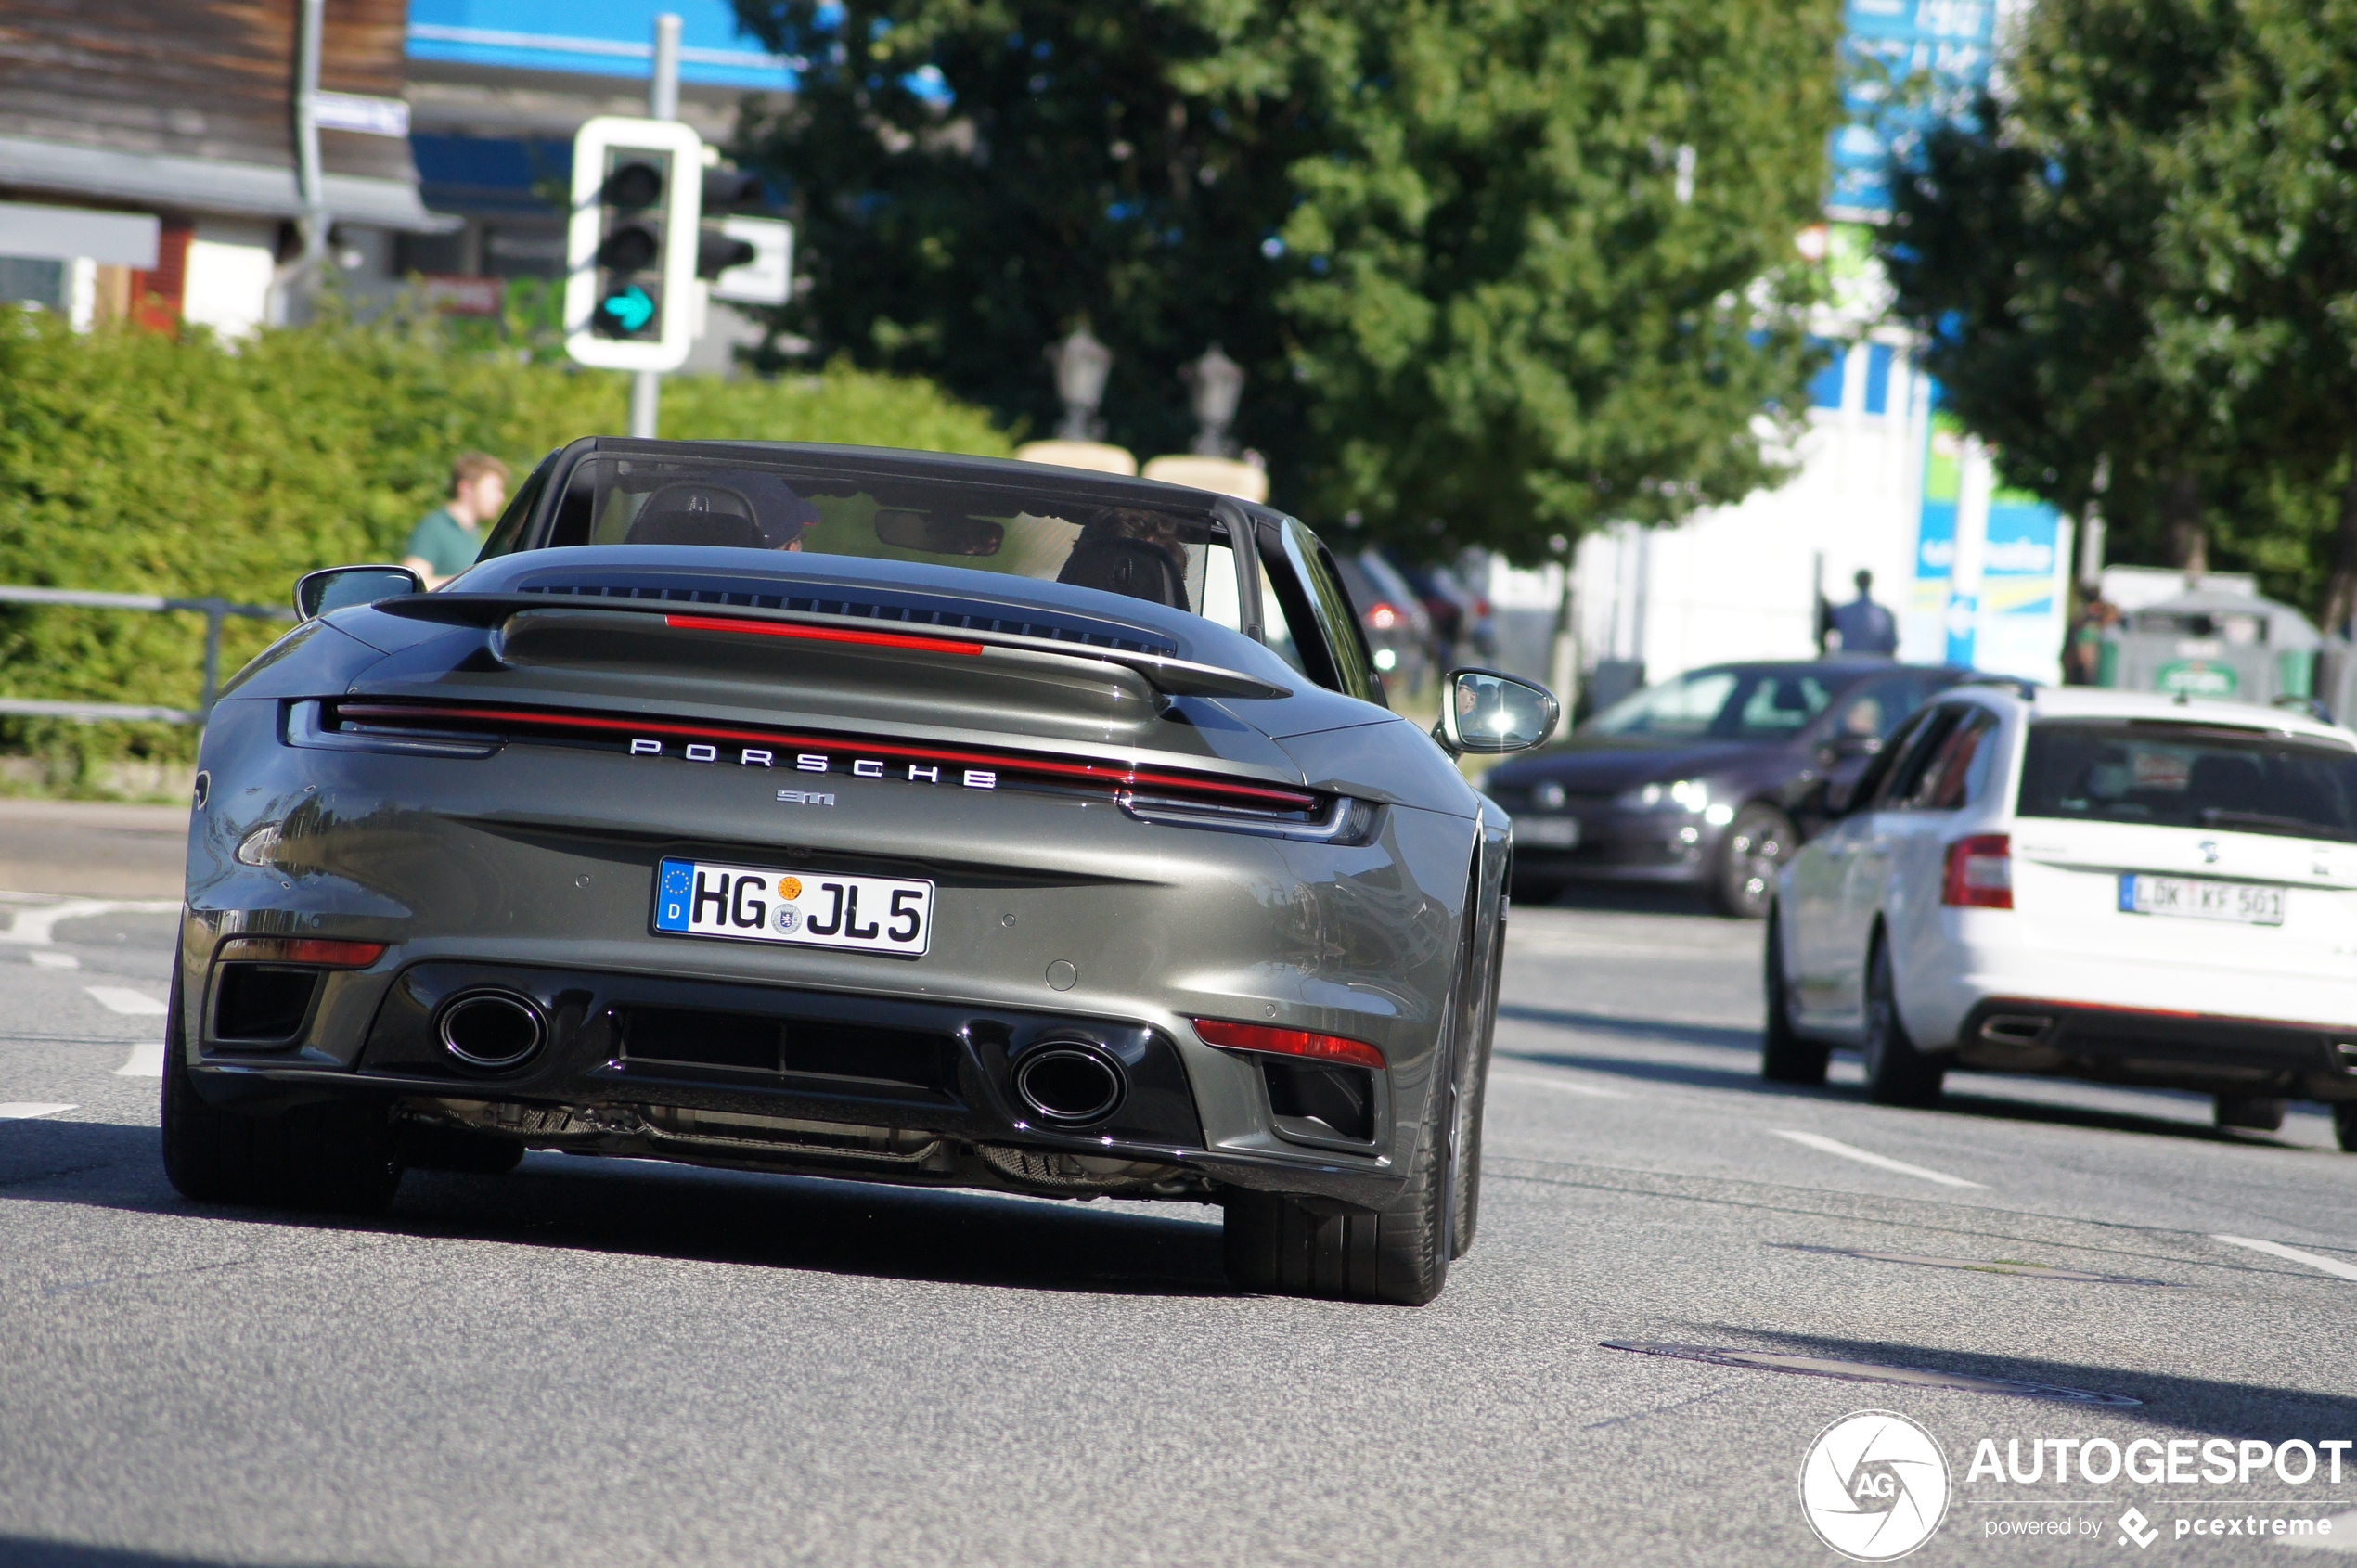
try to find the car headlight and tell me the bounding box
[1617,778,1709,814]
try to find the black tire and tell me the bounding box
[1449,920,1504,1260]
[2335,1104,2357,1152]
[1861,933,1944,1107]
[1713,803,1795,919]
[1760,907,1830,1086]
[2215,1096,2288,1133]
[398,1123,527,1175]
[1224,905,1475,1305]
[161,956,405,1214]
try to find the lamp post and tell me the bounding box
[1183,344,1244,456]
[1050,322,1114,440]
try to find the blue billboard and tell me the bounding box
[1830,0,1998,219]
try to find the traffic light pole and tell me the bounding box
[630,13,684,440]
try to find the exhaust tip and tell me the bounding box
[1012,1042,1126,1125]
[1978,1013,2054,1045]
[436,990,546,1069]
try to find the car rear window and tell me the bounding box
[2017,721,2357,842]
[524,452,1234,618]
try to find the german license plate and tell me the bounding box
[2118,873,2284,926]
[654,858,934,957]
[1516,816,1580,848]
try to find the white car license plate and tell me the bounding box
[2118,873,2284,927]
[654,858,934,957]
[1516,816,1580,848]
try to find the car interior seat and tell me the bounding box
[1056,537,1188,607]
[2187,752,2267,820]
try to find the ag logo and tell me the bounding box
[1799,1410,1949,1561]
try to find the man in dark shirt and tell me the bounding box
[1831,569,1899,656]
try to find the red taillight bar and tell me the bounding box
[1192,1017,1385,1069]
[328,701,1320,810]
[215,936,387,968]
[1942,833,2013,909]
[663,612,984,656]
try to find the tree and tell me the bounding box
[2147,0,2357,625]
[730,0,1842,560]
[1879,0,2245,575]
[1881,0,2357,621]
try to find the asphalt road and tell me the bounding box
[5,871,2357,1566]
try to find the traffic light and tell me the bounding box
[695,167,764,280]
[564,116,705,371]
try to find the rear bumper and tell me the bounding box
[1951,996,2357,1101]
[185,951,1409,1206]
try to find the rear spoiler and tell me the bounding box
[370,592,1292,701]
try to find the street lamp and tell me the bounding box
[1050,322,1113,440]
[1183,344,1244,456]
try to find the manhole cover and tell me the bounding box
[1779,1244,2177,1287]
[1601,1341,2143,1405]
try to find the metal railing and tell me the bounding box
[0,585,296,724]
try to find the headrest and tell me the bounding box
[623,509,767,550]
[1056,535,1188,607]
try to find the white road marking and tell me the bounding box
[0,1102,76,1119]
[1490,1071,1631,1099]
[2211,1235,2357,1282]
[28,950,80,970]
[0,898,178,945]
[114,1044,165,1077]
[1771,1129,1986,1189]
[85,986,168,1016]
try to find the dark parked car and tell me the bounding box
[1482,659,1968,916]
[1331,547,1436,700]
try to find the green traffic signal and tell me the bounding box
[596,284,657,336]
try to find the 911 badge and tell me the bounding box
[654,857,933,957]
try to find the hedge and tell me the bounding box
[0,311,1012,790]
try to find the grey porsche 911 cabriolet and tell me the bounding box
[162,439,1557,1305]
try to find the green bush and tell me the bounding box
[0,311,1011,793]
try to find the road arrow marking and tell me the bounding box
[1771,1129,1985,1188]
[2211,1235,2357,1282]
[86,986,167,1016]
[114,1044,164,1077]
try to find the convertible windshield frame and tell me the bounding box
[481,438,1274,636]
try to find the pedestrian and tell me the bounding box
[1829,569,1899,656]
[402,454,509,589]
[2064,595,2119,685]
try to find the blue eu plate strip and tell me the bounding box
[655,858,695,931]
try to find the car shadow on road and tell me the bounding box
[1659,1326,2357,1438]
[0,1541,371,1568]
[1523,883,1727,918]
[0,1119,1237,1299]
[1495,1016,2327,1153]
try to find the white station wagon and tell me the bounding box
[1764,681,2357,1149]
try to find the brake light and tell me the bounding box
[1368,602,1400,630]
[1192,1017,1385,1069]
[1943,834,2013,908]
[215,936,387,968]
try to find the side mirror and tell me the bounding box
[1434,668,1560,757]
[296,564,422,620]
